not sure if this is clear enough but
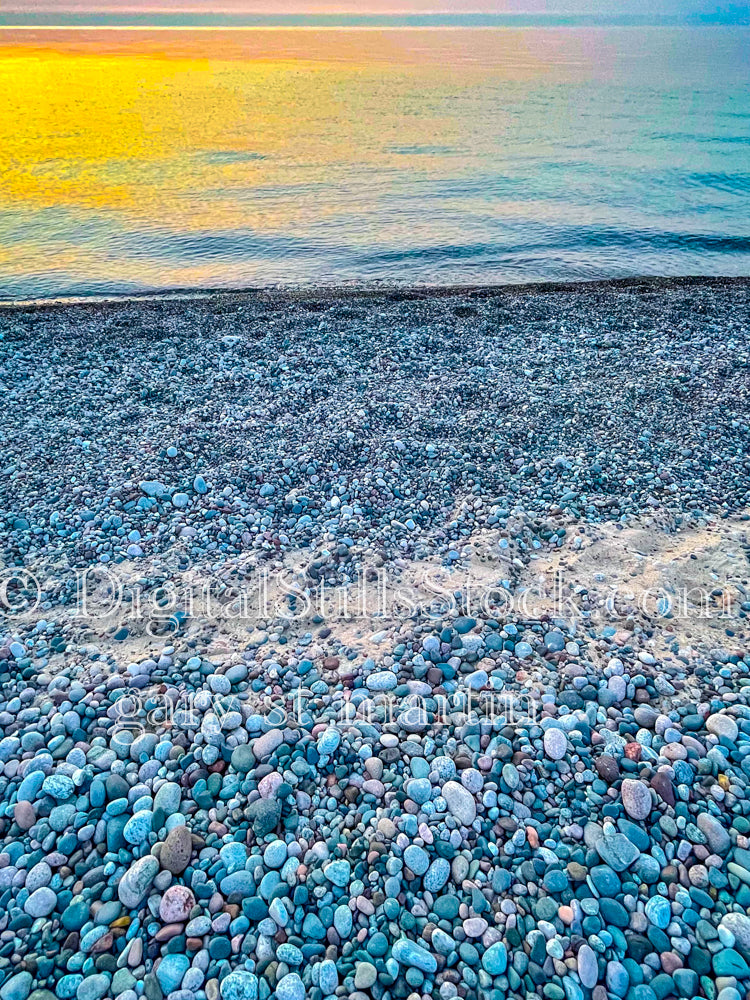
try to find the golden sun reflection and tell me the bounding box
[0,28,623,292]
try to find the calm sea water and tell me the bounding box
[1,26,749,297]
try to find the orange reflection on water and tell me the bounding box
[0,28,590,225]
[0,28,622,292]
[2,26,747,295]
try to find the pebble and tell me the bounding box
[621,778,652,820]
[706,712,739,742]
[544,728,568,761]
[275,973,304,1000]
[441,780,476,825]
[1,287,749,1000]
[159,884,195,922]
[482,941,508,975]
[160,824,193,873]
[220,972,258,1000]
[404,844,430,876]
[392,938,438,973]
[118,856,159,908]
[578,944,599,988]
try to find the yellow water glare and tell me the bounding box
[1,46,367,225]
[0,29,586,214]
[0,28,597,290]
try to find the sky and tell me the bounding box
[0,0,744,12]
[1,0,747,21]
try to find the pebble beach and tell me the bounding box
[0,277,750,1000]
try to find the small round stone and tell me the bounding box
[621,779,652,820]
[544,728,567,761]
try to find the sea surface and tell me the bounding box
[1,25,749,297]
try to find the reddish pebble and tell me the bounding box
[91,932,114,953]
[159,885,195,923]
[661,953,683,974]
[155,924,183,942]
[14,802,36,831]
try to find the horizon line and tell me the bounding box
[2,13,748,27]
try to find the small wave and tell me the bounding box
[684,171,750,194]
[201,151,267,164]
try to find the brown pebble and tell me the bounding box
[594,756,620,783]
[160,825,193,875]
[14,802,36,831]
[661,952,683,974]
[567,862,587,880]
[91,932,114,953]
[155,924,183,942]
[127,937,143,966]
[651,771,676,806]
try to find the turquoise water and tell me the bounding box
[0,25,749,296]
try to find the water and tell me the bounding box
[1,25,749,297]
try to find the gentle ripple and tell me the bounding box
[0,26,748,297]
